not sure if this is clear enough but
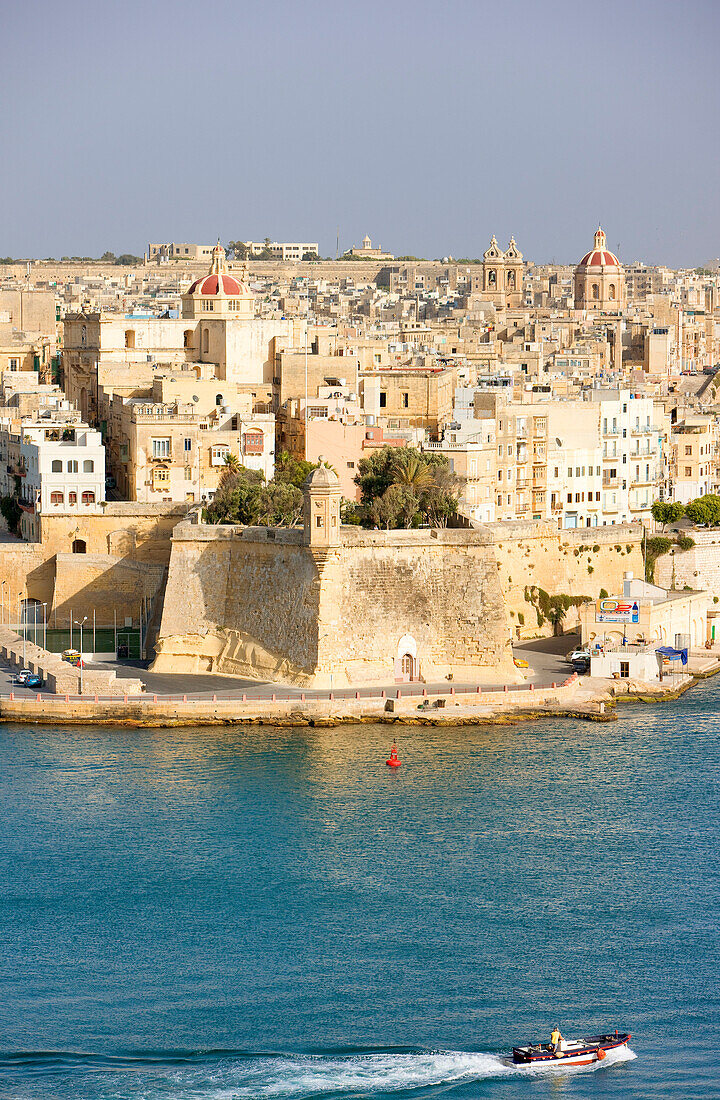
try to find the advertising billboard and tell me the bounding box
[595,598,640,624]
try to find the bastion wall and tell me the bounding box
[153,520,518,686]
[482,521,645,637]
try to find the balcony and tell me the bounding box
[631,477,657,487]
[516,478,529,490]
[602,477,620,488]
[631,426,655,436]
[603,451,620,461]
[603,427,620,436]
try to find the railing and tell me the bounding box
[603,427,620,436]
[602,478,620,488]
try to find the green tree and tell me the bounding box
[0,496,21,535]
[547,605,566,636]
[275,450,317,489]
[392,451,435,494]
[686,493,720,526]
[205,465,264,525]
[651,500,685,531]
[256,481,304,526]
[370,485,419,529]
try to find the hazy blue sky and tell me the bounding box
[2,0,718,266]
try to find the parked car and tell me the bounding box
[566,647,590,663]
[25,674,43,689]
[513,656,529,669]
[571,657,591,674]
[12,669,33,684]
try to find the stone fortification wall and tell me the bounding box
[153,521,517,686]
[486,521,645,637]
[655,529,720,596]
[52,554,165,624]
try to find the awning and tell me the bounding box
[655,646,688,666]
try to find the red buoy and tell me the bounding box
[386,741,401,768]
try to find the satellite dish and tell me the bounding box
[192,395,199,402]
[556,437,562,445]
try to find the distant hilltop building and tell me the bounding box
[148,243,215,262]
[344,235,394,260]
[574,226,625,311]
[241,241,319,261]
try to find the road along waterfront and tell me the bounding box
[1,679,718,1099]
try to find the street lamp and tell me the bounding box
[74,616,87,695]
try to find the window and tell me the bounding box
[347,461,355,469]
[68,491,77,505]
[316,516,323,527]
[402,392,409,408]
[554,467,559,477]
[72,539,86,554]
[184,437,192,452]
[216,394,224,406]
[67,460,78,473]
[379,392,387,408]
[183,330,193,349]
[152,438,171,459]
[9,358,19,371]
[567,493,572,503]
[152,468,169,490]
[685,466,692,476]
[50,491,63,505]
[184,466,193,481]
[211,446,230,466]
[592,283,599,300]
[83,459,94,473]
[203,329,209,353]
[685,445,692,455]
[308,406,328,418]
[243,433,264,455]
[51,459,62,472]
[125,330,135,349]
[81,491,95,505]
[202,300,214,311]
[568,467,572,478]
[81,325,87,348]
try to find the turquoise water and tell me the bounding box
[0,682,718,1099]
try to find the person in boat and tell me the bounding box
[550,1027,564,1053]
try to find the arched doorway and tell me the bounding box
[395,633,419,682]
[72,538,87,554]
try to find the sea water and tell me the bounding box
[0,679,718,1099]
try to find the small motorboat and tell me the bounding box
[511,1030,631,1066]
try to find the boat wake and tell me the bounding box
[0,1044,637,1099]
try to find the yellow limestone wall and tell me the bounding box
[153,520,519,686]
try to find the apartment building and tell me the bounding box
[670,416,719,503]
[361,365,455,439]
[15,421,105,540]
[590,389,662,523]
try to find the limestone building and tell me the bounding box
[574,227,626,311]
[472,236,524,309]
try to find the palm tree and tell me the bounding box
[547,605,566,636]
[218,452,240,491]
[392,452,435,494]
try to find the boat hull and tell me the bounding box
[511,1033,631,1066]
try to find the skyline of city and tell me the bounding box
[2,0,719,265]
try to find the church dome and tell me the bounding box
[188,272,242,296]
[576,227,621,269]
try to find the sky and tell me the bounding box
[1,0,719,266]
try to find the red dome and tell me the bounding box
[578,249,620,268]
[188,273,242,295]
